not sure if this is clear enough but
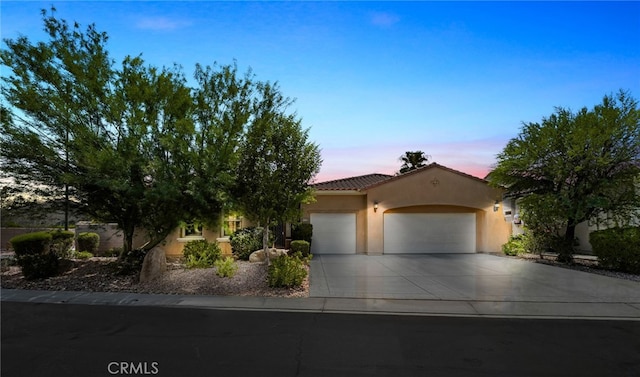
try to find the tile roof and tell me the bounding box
[311,173,393,191]
[312,163,490,192]
[364,162,489,190]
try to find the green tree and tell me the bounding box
[489,91,640,262]
[188,62,254,225]
[1,9,256,254]
[1,8,113,230]
[74,56,196,253]
[398,150,430,174]
[233,82,322,264]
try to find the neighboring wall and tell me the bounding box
[74,222,147,255]
[1,228,57,251]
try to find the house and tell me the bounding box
[301,163,511,254]
[72,163,511,257]
[160,214,254,258]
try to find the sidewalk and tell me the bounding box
[2,288,639,320]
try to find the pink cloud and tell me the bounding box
[314,138,508,182]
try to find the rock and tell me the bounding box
[249,248,288,263]
[139,247,166,283]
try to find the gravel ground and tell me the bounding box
[0,257,309,298]
[504,252,640,282]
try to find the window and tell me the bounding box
[181,221,203,238]
[224,215,243,236]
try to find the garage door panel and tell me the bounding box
[310,213,356,254]
[384,213,475,253]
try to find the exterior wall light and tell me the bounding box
[493,200,500,212]
[374,201,379,213]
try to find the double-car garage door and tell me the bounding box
[310,212,476,254]
[384,213,476,253]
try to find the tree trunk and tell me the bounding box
[559,221,576,264]
[121,224,135,260]
[263,220,271,266]
[64,184,69,231]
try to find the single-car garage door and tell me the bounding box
[384,213,476,253]
[310,213,356,254]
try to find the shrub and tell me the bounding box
[16,253,59,280]
[77,232,100,254]
[10,232,52,256]
[590,227,640,274]
[106,247,123,258]
[268,252,308,288]
[49,230,75,258]
[230,227,264,260]
[292,223,313,245]
[76,251,94,260]
[290,240,310,257]
[10,231,61,280]
[183,240,221,269]
[214,256,238,277]
[502,234,526,256]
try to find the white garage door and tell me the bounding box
[384,213,476,253]
[310,213,356,254]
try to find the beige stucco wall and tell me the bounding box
[162,227,223,257]
[366,167,510,254]
[302,193,368,253]
[303,166,511,255]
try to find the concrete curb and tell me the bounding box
[2,289,639,321]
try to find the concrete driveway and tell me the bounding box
[310,254,640,303]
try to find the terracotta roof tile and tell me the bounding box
[312,163,489,192]
[363,163,488,190]
[311,173,393,191]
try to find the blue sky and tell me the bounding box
[2,1,639,182]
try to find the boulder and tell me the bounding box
[139,247,166,283]
[249,248,288,263]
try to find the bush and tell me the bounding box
[214,256,238,277]
[230,227,264,260]
[76,251,94,260]
[183,240,221,269]
[10,231,67,280]
[106,247,123,258]
[10,232,52,256]
[290,240,310,257]
[502,234,526,256]
[292,223,313,245]
[590,227,640,274]
[77,232,100,254]
[16,253,59,280]
[49,230,75,258]
[267,252,309,288]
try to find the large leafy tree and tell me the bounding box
[1,9,113,229]
[189,62,254,224]
[233,82,322,264]
[489,91,640,261]
[398,150,430,174]
[1,9,256,253]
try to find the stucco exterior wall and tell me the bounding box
[303,166,511,255]
[364,166,509,254]
[302,193,368,253]
[162,227,222,257]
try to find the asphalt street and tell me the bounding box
[2,301,639,377]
